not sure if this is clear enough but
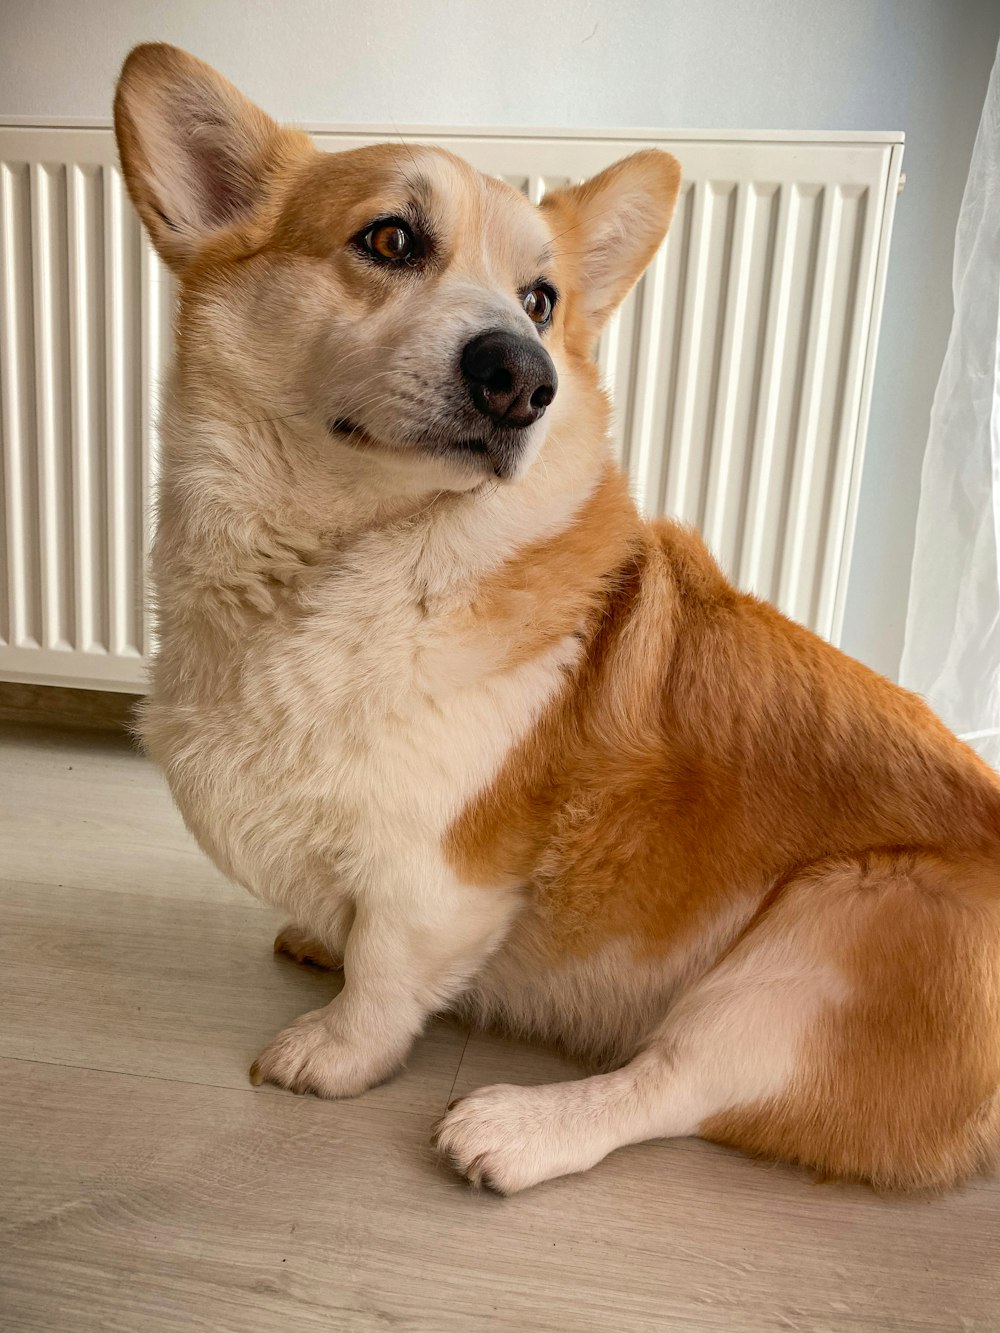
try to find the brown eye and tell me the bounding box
[364,221,414,263]
[523,285,555,327]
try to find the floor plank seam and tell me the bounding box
[444,1029,472,1110]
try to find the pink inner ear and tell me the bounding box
[190,137,247,228]
[174,104,251,230]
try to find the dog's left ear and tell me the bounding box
[542,150,681,344]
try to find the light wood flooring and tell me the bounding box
[1,723,998,1331]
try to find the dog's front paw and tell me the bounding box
[432,1083,590,1195]
[249,1008,383,1098]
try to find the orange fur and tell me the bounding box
[445,499,1000,1184]
[447,483,1000,1186]
[701,852,1000,1189]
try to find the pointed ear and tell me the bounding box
[113,43,311,269]
[542,150,681,341]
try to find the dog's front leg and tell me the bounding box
[250,878,520,1098]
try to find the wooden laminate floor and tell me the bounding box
[1,723,998,1332]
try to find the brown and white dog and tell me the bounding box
[115,43,1000,1195]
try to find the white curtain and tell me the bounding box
[899,41,1000,768]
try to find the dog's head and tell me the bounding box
[115,44,680,490]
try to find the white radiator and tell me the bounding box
[0,122,902,691]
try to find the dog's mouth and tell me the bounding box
[329,417,520,480]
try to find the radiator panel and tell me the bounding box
[0,124,902,690]
[0,135,160,687]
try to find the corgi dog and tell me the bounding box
[114,43,1000,1195]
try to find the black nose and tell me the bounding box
[461,330,557,428]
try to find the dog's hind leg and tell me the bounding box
[432,908,834,1193]
[272,897,356,970]
[434,852,1000,1194]
[273,923,342,970]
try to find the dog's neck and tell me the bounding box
[147,371,640,707]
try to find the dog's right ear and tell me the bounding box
[114,43,311,270]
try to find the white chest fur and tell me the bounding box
[149,518,576,933]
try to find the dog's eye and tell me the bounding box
[523,285,555,327]
[362,220,415,264]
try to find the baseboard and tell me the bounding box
[0,681,141,734]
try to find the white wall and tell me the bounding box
[2,0,997,680]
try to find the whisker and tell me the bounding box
[219,408,312,428]
[389,122,423,179]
